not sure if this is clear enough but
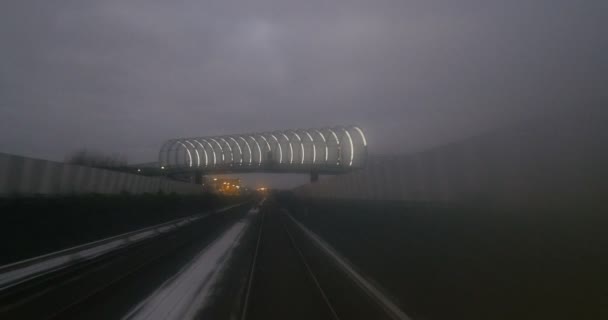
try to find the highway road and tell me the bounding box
[0,198,409,320]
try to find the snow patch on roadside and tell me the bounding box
[123,216,253,320]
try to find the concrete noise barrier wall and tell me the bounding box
[294,110,608,212]
[0,153,202,196]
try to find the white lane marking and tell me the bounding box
[281,219,341,320]
[239,208,264,320]
[286,214,412,320]
[123,215,253,320]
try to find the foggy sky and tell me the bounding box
[1,0,606,186]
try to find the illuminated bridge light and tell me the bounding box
[158,126,368,173]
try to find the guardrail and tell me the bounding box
[0,203,248,291]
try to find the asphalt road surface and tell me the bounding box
[0,199,407,320]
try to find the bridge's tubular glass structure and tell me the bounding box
[159,126,368,172]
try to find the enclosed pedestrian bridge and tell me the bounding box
[157,126,367,180]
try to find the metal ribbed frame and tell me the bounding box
[158,126,368,170]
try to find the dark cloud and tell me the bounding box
[1,0,606,186]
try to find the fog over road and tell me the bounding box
[1,1,605,188]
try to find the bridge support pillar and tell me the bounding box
[194,171,204,185]
[310,172,319,183]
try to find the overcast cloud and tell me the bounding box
[1,0,606,170]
